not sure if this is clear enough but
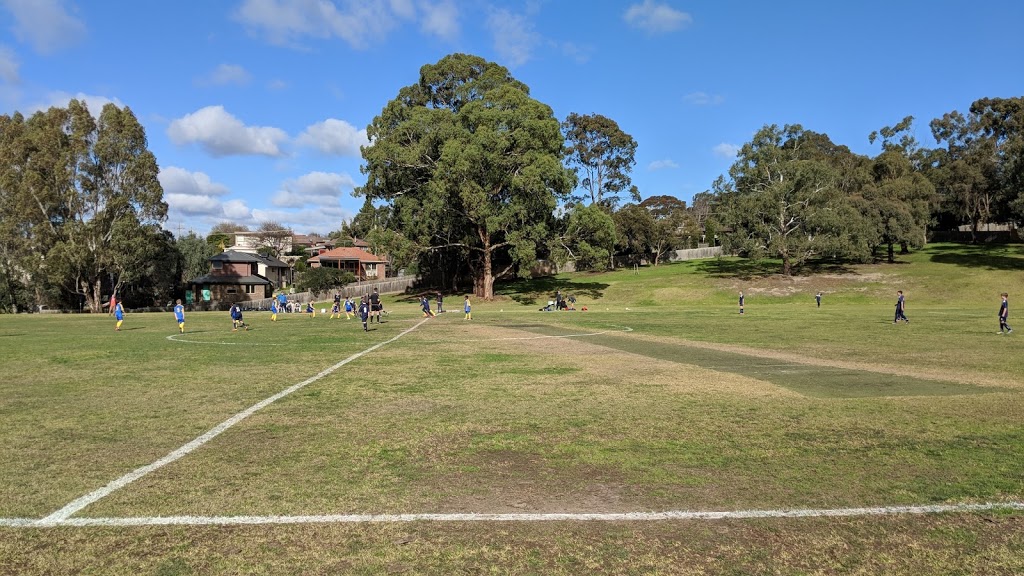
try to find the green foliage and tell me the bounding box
[296,267,354,293]
[561,112,638,208]
[550,203,616,271]
[359,53,575,298]
[712,125,868,275]
[177,232,216,284]
[0,100,167,311]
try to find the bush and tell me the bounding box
[296,267,355,293]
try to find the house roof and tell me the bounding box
[307,246,385,264]
[210,250,288,267]
[190,274,271,285]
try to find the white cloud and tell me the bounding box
[223,199,254,221]
[33,91,125,118]
[420,0,459,40]
[487,8,538,67]
[684,91,724,106]
[2,0,86,54]
[235,0,414,49]
[558,41,593,64]
[197,64,252,87]
[167,105,288,157]
[713,142,740,159]
[623,1,692,34]
[267,79,288,90]
[159,166,231,198]
[296,118,368,156]
[166,193,225,217]
[272,171,357,207]
[252,205,354,234]
[0,45,17,83]
[648,159,679,171]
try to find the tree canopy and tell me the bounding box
[358,53,575,298]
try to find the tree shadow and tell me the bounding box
[694,257,857,279]
[929,244,1024,271]
[496,276,609,306]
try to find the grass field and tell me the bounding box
[1,243,1023,574]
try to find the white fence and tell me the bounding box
[669,246,722,261]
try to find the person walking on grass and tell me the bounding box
[173,299,185,333]
[738,291,745,315]
[464,295,472,320]
[815,292,822,308]
[359,296,370,331]
[436,291,444,314]
[894,290,909,324]
[114,299,124,331]
[999,292,1013,335]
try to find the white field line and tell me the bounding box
[419,325,634,343]
[4,502,1023,528]
[37,319,430,526]
[166,334,284,346]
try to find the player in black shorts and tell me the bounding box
[370,288,383,323]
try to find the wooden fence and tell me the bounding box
[669,246,723,261]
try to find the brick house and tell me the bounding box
[306,247,386,281]
[190,250,293,305]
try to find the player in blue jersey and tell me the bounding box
[173,299,185,333]
[114,299,124,331]
[999,292,1012,335]
[464,295,472,320]
[270,299,278,322]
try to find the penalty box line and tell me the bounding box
[36,318,431,527]
[4,502,1023,528]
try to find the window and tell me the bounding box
[245,285,257,294]
[365,263,377,277]
[226,287,237,294]
[213,261,223,270]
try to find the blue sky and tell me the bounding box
[1,1,1022,237]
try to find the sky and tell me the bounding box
[1,0,1022,237]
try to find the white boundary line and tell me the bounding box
[4,502,1022,528]
[166,334,284,346]
[37,319,430,526]
[418,324,634,343]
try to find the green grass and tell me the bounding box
[1,243,1023,574]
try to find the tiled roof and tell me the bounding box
[307,247,385,264]
[190,274,271,285]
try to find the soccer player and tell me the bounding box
[815,292,822,308]
[370,288,382,323]
[344,296,354,320]
[270,299,278,322]
[894,290,909,324]
[330,300,341,319]
[464,295,472,320]
[230,303,248,331]
[114,299,124,331]
[999,292,1013,335]
[358,296,370,331]
[421,296,435,317]
[436,291,444,314]
[306,302,315,318]
[173,299,185,333]
[738,291,745,315]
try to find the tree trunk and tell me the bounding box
[478,246,494,299]
[887,243,895,263]
[782,255,792,276]
[899,241,909,254]
[85,278,103,313]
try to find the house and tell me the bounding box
[227,231,294,255]
[190,250,293,305]
[306,247,386,281]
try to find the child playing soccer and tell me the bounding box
[359,296,370,331]
[344,297,354,319]
[270,300,278,321]
[306,302,315,318]
[464,295,472,320]
[173,299,185,333]
[330,300,341,319]
[999,292,1013,335]
[114,299,124,331]
[421,296,435,317]
[230,303,249,331]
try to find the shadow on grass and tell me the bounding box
[495,277,610,306]
[694,258,856,280]
[928,244,1024,271]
